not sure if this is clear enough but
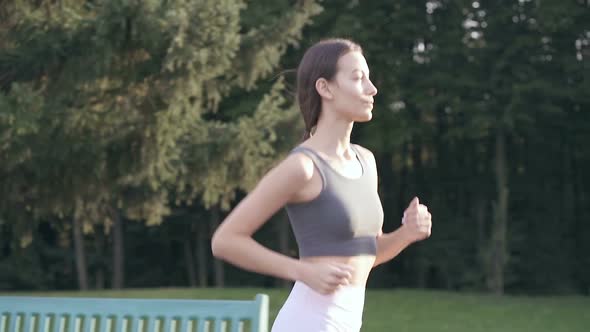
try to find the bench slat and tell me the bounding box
[81,316,91,332]
[175,318,185,332]
[22,314,32,332]
[213,319,222,332]
[196,319,206,332]
[37,315,46,332]
[48,314,59,332]
[6,313,17,332]
[97,316,108,332]
[229,319,241,332]
[145,317,155,332]
[129,317,141,332]
[66,315,75,332]
[162,317,170,332]
[116,316,126,332]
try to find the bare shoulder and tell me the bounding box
[353,144,376,165]
[274,150,316,184]
[248,148,317,202]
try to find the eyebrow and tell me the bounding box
[351,68,370,76]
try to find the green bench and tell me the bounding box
[0,294,269,332]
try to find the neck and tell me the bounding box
[307,110,354,158]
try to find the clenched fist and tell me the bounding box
[401,197,432,242]
[299,261,354,295]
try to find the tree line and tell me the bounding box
[1,0,588,295]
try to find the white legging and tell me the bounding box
[271,281,366,332]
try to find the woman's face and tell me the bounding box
[328,51,378,122]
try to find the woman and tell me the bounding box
[211,38,432,332]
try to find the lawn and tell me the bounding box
[2,287,588,332]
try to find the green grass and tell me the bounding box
[2,287,589,332]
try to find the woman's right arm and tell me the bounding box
[211,153,352,292]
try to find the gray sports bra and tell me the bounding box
[285,144,384,257]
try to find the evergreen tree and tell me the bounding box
[0,0,321,289]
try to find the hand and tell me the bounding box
[401,197,432,242]
[298,261,354,295]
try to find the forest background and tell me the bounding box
[1,0,588,296]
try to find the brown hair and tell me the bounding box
[296,38,362,140]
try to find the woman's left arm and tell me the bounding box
[355,145,432,267]
[373,196,432,267]
[373,227,415,267]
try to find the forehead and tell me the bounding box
[336,51,369,73]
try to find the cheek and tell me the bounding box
[331,78,364,114]
[336,81,362,100]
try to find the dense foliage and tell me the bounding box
[1,0,588,294]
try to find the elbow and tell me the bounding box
[211,227,251,261]
[211,230,227,260]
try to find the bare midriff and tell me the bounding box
[300,254,376,286]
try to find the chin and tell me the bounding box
[354,112,373,122]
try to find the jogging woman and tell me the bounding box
[212,38,432,332]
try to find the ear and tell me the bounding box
[315,78,333,100]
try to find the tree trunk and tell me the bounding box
[411,137,429,288]
[111,208,124,289]
[563,142,574,228]
[210,208,225,288]
[397,142,411,285]
[474,193,487,290]
[184,232,197,287]
[197,221,209,287]
[572,144,589,294]
[562,136,575,290]
[488,128,509,295]
[72,216,88,290]
[380,151,399,226]
[94,224,105,289]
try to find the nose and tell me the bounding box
[366,79,378,96]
